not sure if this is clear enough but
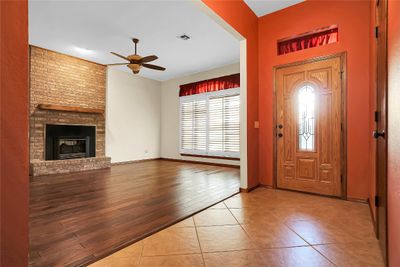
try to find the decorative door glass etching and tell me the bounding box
[298,85,316,151]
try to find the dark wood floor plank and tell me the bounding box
[29,159,240,267]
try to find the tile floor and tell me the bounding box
[89,188,384,267]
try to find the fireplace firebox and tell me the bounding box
[45,124,96,160]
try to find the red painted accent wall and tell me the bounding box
[201,0,259,188]
[387,0,400,265]
[0,1,29,266]
[369,0,377,224]
[258,0,371,200]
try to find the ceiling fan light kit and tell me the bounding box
[109,38,166,75]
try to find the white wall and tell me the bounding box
[160,63,240,166]
[106,68,161,163]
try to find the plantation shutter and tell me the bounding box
[208,93,240,156]
[180,98,207,153]
[180,87,240,158]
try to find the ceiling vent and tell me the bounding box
[177,34,190,40]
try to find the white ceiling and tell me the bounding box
[29,0,240,81]
[244,0,305,17]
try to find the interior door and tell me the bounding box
[374,0,388,263]
[275,56,343,197]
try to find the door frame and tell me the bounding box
[374,0,388,263]
[272,52,348,199]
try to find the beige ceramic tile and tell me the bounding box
[203,250,264,267]
[287,219,375,245]
[223,194,260,209]
[142,227,200,256]
[89,242,142,267]
[230,207,281,225]
[242,221,307,248]
[314,241,384,267]
[208,202,227,209]
[286,219,351,245]
[110,241,143,258]
[172,217,195,228]
[259,246,334,267]
[139,254,204,267]
[194,209,238,226]
[197,225,254,252]
[89,255,140,267]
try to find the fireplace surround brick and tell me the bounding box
[29,46,110,175]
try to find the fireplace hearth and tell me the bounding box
[45,124,95,160]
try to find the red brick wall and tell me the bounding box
[29,46,106,163]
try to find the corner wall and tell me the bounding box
[160,63,240,166]
[200,0,259,188]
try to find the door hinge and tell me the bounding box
[375,195,380,207]
[340,175,343,183]
[374,111,379,122]
[340,71,344,80]
[375,26,379,38]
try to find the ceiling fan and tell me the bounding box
[108,38,166,74]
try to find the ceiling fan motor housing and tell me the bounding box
[128,64,141,74]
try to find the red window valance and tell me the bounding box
[179,73,240,97]
[278,27,338,55]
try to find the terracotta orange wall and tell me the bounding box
[258,0,372,200]
[387,0,400,265]
[0,1,29,266]
[201,0,259,188]
[369,0,377,223]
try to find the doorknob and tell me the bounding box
[373,130,385,139]
[278,133,283,138]
[277,124,283,129]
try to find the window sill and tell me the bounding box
[180,153,240,161]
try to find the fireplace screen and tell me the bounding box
[57,138,89,160]
[45,124,96,160]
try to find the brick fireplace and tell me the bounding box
[29,46,111,176]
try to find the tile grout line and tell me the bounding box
[193,216,207,266]
[284,221,338,267]
[137,239,145,266]
[225,198,259,251]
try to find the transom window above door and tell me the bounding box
[180,88,240,158]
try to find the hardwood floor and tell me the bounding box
[29,159,240,267]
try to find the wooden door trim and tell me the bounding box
[375,0,388,263]
[272,52,348,199]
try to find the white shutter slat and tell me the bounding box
[180,88,240,158]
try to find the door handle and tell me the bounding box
[373,130,385,139]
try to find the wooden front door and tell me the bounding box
[275,55,344,197]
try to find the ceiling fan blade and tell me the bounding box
[140,55,158,63]
[142,63,166,71]
[108,63,129,66]
[110,52,130,61]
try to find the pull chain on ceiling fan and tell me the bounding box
[108,38,166,74]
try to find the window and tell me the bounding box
[277,25,338,55]
[180,88,240,158]
[298,85,316,152]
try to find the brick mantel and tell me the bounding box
[29,46,110,175]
